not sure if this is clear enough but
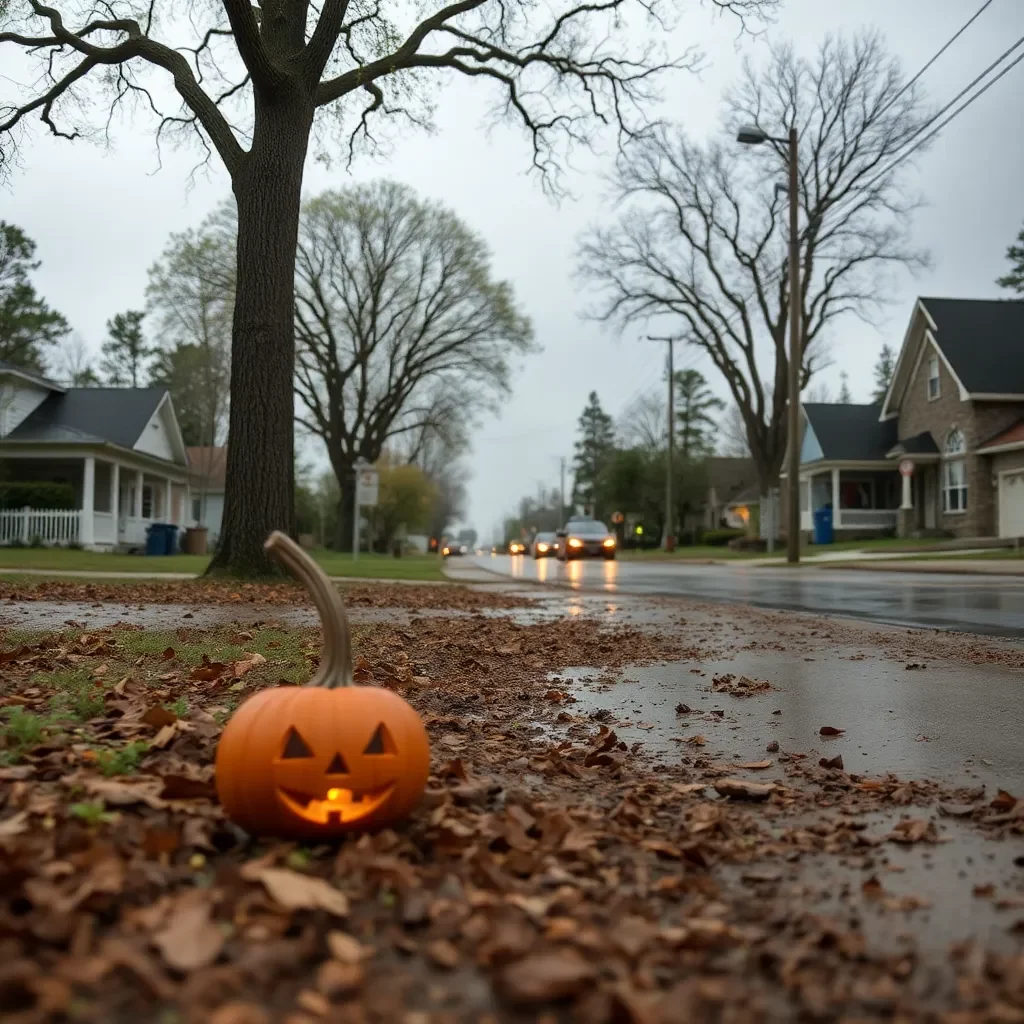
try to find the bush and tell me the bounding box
[0,481,76,510]
[700,528,745,547]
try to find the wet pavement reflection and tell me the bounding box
[487,554,1024,636]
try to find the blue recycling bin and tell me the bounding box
[145,523,180,555]
[812,505,834,545]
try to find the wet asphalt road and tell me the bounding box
[481,555,1024,638]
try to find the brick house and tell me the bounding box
[792,297,1024,540]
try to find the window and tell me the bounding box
[942,429,967,512]
[142,485,153,519]
[192,497,202,522]
[927,355,940,400]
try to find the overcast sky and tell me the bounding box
[4,0,1023,542]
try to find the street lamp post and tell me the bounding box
[646,334,681,552]
[736,124,801,565]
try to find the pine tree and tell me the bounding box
[837,371,853,404]
[871,344,896,404]
[996,224,1024,295]
[674,369,724,458]
[100,310,151,387]
[572,391,615,515]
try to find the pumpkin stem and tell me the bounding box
[264,531,352,688]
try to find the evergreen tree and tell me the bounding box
[0,222,69,371]
[674,369,724,458]
[997,224,1024,295]
[837,371,853,404]
[148,343,222,447]
[871,344,896,404]
[100,310,151,387]
[572,391,615,515]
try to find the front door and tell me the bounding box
[924,468,937,529]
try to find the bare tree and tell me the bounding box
[578,32,931,495]
[1,0,772,575]
[51,331,100,387]
[293,180,534,548]
[718,402,751,457]
[618,389,666,450]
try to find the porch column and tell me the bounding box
[185,481,192,525]
[900,468,913,510]
[830,467,840,520]
[81,457,95,548]
[110,461,120,520]
[134,471,144,519]
[165,477,174,523]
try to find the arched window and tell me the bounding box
[942,428,967,512]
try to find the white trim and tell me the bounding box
[978,439,1024,456]
[0,365,64,393]
[880,299,930,419]
[0,442,188,478]
[927,330,969,402]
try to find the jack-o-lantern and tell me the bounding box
[215,532,430,839]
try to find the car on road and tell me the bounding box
[532,532,558,559]
[508,540,527,555]
[556,519,616,561]
[442,542,467,557]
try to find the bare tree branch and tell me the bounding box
[578,31,931,492]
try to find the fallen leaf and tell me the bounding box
[0,811,29,838]
[685,734,706,747]
[233,652,267,678]
[991,790,1018,812]
[296,989,330,1016]
[766,740,780,752]
[497,948,597,1006]
[675,703,693,714]
[862,875,885,900]
[714,778,776,802]
[887,818,937,845]
[209,1004,271,1024]
[158,774,217,801]
[974,884,996,899]
[241,865,349,917]
[939,802,977,818]
[819,754,845,770]
[733,759,772,770]
[426,939,460,969]
[161,647,176,661]
[153,891,225,971]
[819,726,845,736]
[141,705,177,728]
[326,931,367,965]
[316,960,363,999]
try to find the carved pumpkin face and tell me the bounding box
[215,685,430,839]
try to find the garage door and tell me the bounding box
[999,471,1024,538]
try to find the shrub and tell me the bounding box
[0,481,76,510]
[701,528,745,547]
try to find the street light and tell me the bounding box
[737,123,801,565]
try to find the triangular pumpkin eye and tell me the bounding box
[281,728,314,759]
[363,723,394,755]
[325,752,348,774]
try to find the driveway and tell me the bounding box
[477,554,1024,637]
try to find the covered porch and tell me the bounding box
[0,453,191,550]
[799,464,901,536]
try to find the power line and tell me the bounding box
[876,0,997,119]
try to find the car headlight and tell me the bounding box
[442,547,450,555]
[568,537,583,548]
[602,537,615,547]
[537,543,548,552]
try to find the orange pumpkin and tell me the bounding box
[215,532,430,839]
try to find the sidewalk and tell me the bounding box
[828,557,1024,576]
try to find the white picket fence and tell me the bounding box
[0,507,81,546]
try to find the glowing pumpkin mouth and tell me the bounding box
[276,783,395,824]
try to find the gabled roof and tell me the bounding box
[6,388,168,449]
[803,403,897,462]
[0,359,65,393]
[187,445,227,489]
[918,298,1024,395]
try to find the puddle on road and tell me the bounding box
[556,649,1024,794]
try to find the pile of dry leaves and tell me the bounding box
[0,579,534,613]
[1,611,1023,1023]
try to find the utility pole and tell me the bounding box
[559,457,567,529]
[737,123,802,564]
[646,335,681,552]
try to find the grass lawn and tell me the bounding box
[617,546,759,561]
[0,546,446,581]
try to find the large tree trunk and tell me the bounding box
[207,95,313,577]
[333,463,355,552]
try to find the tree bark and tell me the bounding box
[207,94,314,577]
[334,464,355,552]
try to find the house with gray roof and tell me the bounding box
[789,297,1024,541]
[0,361,191,549]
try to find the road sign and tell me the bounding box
[356,467,379,507]
[899,459,914,478]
